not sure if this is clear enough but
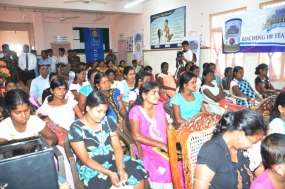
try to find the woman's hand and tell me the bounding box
[160,143,168,152]
[118,167,128,184]
[108,171,121,187]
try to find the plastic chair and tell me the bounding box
[167,112,221,189]
[230,88,249,108]
[53,146,66,178]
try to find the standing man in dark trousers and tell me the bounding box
[18,45,36,85]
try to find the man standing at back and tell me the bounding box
[18,45,36,85]
[47,49,58,73]
[58,48,68,64]
[105,49,116,65]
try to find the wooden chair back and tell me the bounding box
[163,102,179,129]
[63,137,84,189]
[167,112,221,189]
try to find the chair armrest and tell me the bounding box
[52,146,66,178]
[223,90,230,96]
[203,98,222,115]
[230,90,249,108]
[117,129,136,159]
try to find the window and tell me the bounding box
[210,8,246,76]
[258,1,285,81]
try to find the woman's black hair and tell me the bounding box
[86,90,108,110]
[73,67,86,82]
[143,66,152,72]
[105,69,116,77]
[224,67,232,77]
[87,69,99,80]
[4,78,16,88]
[233,66,243,77]
[161,62,168,70]
[255,63,268,75]
[49,73,58,81]
[179,72,197,92]
[133,71,152,91]
[4,89,30,119]
[47,77,68,102]
[119,60,125,67]
[270,92,285,121]
[184,63,191,71]
[201,69,214,86]
[261,133,285,169]
[205,63,215,70]
[123,66,135,76]
[190,65,199,72]
[157,29,161,44]
[212,109,268,138]
[202,62,208,69]
[94,72,108,90]
[129,81,159,112]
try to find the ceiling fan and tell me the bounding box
[64,0,108,4]
[46,15,80,21]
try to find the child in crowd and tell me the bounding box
[39,115,67,147]
[143,66,154,81]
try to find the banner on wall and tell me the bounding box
[150,6,186,49]
[133,29,144,66]
[222,5,285,53]
[183,35,201,67]
[83,28,104,63]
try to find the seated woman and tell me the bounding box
[95,72,127,129]
[231,66,262,107]
[255,63,277,98]
[129,71,151,106]
[190,65,201,92]
[69,67,89,101]
[120,66,136,107]
[206,63,222,86]
[78,69,99,111]
[92,60,99,69]
[179,62,192,77]
[170,72,206,124]
[194,110,268,189]
[97,60,108,73]
[250,134,285,189]
[0,78,17,97]
[42,73,58,102]
[107,60,118,73]
[69,91,148,189]
[270,92,285,134]
[157,62,177,98]
[222,67,233,90]
[129,81,184,188]
[105,69,124,94]
[143,66,154,81]
[117,60,126,78]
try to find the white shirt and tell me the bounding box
[69,81,90,93]
[0,116,45,140]
[110,80,124,94]
[182,49,193,66]
[129,88,139,102]
[18,52,37,71]
[30,75,50,98]
[50,55,58,73]
[58,55,68,64]
[133,66,141,73]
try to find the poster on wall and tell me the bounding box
[133,30,143,65]
[183,35,201,67]
[223,4,285,53]
[126,37,133,52]
[83,28,104,63]
[150,6,186,49]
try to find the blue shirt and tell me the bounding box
[79,85,93,97]
[38,57,52,74]
[120,80,134,103]
[169,92,203,120]
[29,75,50,98]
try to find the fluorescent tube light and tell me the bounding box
[124,0,144,8]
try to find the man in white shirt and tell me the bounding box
[57,47,68,64]
[47,49,58,73]
[178,40,193,67]
[30,65,50,99]
[132,59,142,73]
[18,45,37,85]
[60,64,74,87]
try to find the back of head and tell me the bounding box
[179,71,196,92]
[261,133,285,169]
[213,109,268,137]
[86,90,108,109]
[5,89,30,113]
[270,92,285,121]
[143,66,152,72]
[255,63,268,75]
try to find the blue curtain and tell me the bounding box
[83,28,104,63]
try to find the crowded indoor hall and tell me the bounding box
[0,0,285,189]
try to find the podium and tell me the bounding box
[0,136,58,189]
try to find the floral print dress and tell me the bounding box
[68,117,148,189]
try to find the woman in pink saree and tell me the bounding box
[129,81,184,189]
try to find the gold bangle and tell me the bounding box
[194,178,211,186]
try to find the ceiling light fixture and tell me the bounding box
[124,0,144,8]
